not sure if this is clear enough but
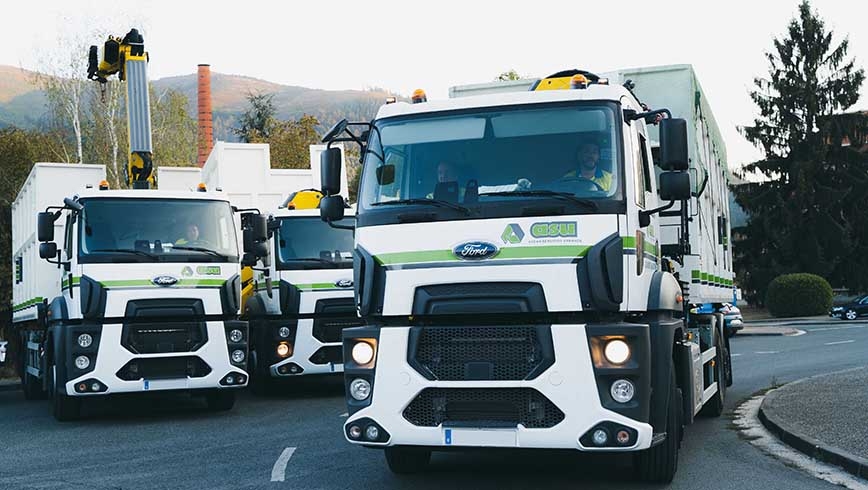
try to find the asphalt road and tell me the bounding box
[1,321,867,490]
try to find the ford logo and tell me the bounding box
[152,275,179,287]
[453,241,499,261]
[335,278,353,288]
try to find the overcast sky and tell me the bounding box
[3,0,867,171]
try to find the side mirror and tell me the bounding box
[321,148,343,196]
[659,171,691,201]
[376,165,395,185]
[659,118,689,171]
[320,195,345,222]
[242,214,269,263]
[39,242,58,260]
[37,212,56,242]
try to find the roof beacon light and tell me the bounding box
[385,96,397,104]
[570,74,589,89]
[98,180,110,190]
[411,89,427,104]
[197,182,207,192]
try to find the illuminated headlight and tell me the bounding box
[77,334,93,349]
[229,329,243,343]
[351,341,375,365]
[75,355,90,370]
[610,379,635,403]
[604,339,631,365]
[278,326,291,338]
[276,343,291,357]
[349,378,371,401]
[231,349,245,363]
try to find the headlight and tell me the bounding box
[276,342,291,357]
[278,326,291,338]
[351,341,375,365]
[229,329,243,343]
[365,425,380,440]
[75,355,90,370]
[610,379,635,403]
[77,334,93,349]
[349,378,371,401]
[231,349,245,363]
[604,339,631,365]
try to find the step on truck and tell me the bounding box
[245,202,360,391]
[317,65,734,483]
[11,164,270,420]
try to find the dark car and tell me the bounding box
[830,295,868,321]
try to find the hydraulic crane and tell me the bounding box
[87,28,155,188]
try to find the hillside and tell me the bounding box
[0,65,395,138]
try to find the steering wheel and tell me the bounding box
[552,175,606,193]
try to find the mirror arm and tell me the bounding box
[639,200,676,223]
[692,167,709,198]
[624,108,672,125]
[326,220,355,231]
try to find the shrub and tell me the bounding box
[765,273,833,317]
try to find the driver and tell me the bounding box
[175,223,201,246]
[563,141,613,192]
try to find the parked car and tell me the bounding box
[830,295,868,320]
[721,303,744,336]
[0,340,7,366]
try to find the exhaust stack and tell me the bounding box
[197,64,213,167]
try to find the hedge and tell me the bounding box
[765,273,833,318]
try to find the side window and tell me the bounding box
[64,213,74,259]
[638,134,652,191]
[634,132,652,209]
[861,296,868,305]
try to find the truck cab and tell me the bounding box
[319,68,732,483]
[246,206,359,388]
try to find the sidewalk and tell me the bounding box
[0,377,20,392]
[759,367,868,480]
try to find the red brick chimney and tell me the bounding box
[197,64,213,167]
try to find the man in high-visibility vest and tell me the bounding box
[562,141,613,192]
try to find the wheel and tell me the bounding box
[205,390,236,411]
[699,332,726,417]
[384,446,431,474]
[49,364,81,422]
[634,365,681,483]
[845,309,858,321]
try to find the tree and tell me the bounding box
[496,69,522,81]
[151,86,197,169]
[253,114,320,170]
[733,0,868,304]
[84,80,124,187]
[234,92,277,142]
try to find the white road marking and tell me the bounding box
[731,353,743,357]
[755,351,780,354]
[270,447,296,482]
[788,329,807,337]
[339,412,348,418]
[804,324,868,332]
[824,340,855,346]
[734,394,868,489]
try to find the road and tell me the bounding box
[1,321,867,490]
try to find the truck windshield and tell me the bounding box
[78,198,239,263]
[276,216,354,270]
[359,102,623,223]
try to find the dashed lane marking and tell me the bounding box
[755,351,780,354]
[731,353,743,357]
[824,340,855,346]
[339,412,348,418]
[270,447,296,482]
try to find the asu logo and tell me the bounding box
[501,223,525,244]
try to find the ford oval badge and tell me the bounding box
[152,275,179,287]
[453,241,499,261]
[335,278,353,288]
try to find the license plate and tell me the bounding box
[443,428,518,447]
[143,378,189,391]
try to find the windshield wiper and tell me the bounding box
[371,198,472,215]
[90,248,159,260]
[172,246,229,260]
[478,190,599,211]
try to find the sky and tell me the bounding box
[2,0,867,171]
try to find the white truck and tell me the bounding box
[11,163,269,420]
[317,64,733,483]
[159,142,358,390]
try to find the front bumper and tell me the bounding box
[269,318,344,376]
[343,324,654,451]
[65,321,248,396]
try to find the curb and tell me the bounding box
[0,382,21,392]
[759,379,868,480]
[737,328,804,337]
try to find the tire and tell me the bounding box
[49,364,81,422]
[205,390,236,411]
[845,309,858,321]
[634,365,681,483]
[699,333,726,417]
[384,446,431,474]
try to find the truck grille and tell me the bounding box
[309,346,343,365]
[403,388,564,429]
[409,326,552,381]
[121,322,207,354]
[116,356,211,380]
[312,298,360,343]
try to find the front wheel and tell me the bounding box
[634,365,681,483]
[384,447,431,474]
[845,309,858,321]
[49,364,81,422]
